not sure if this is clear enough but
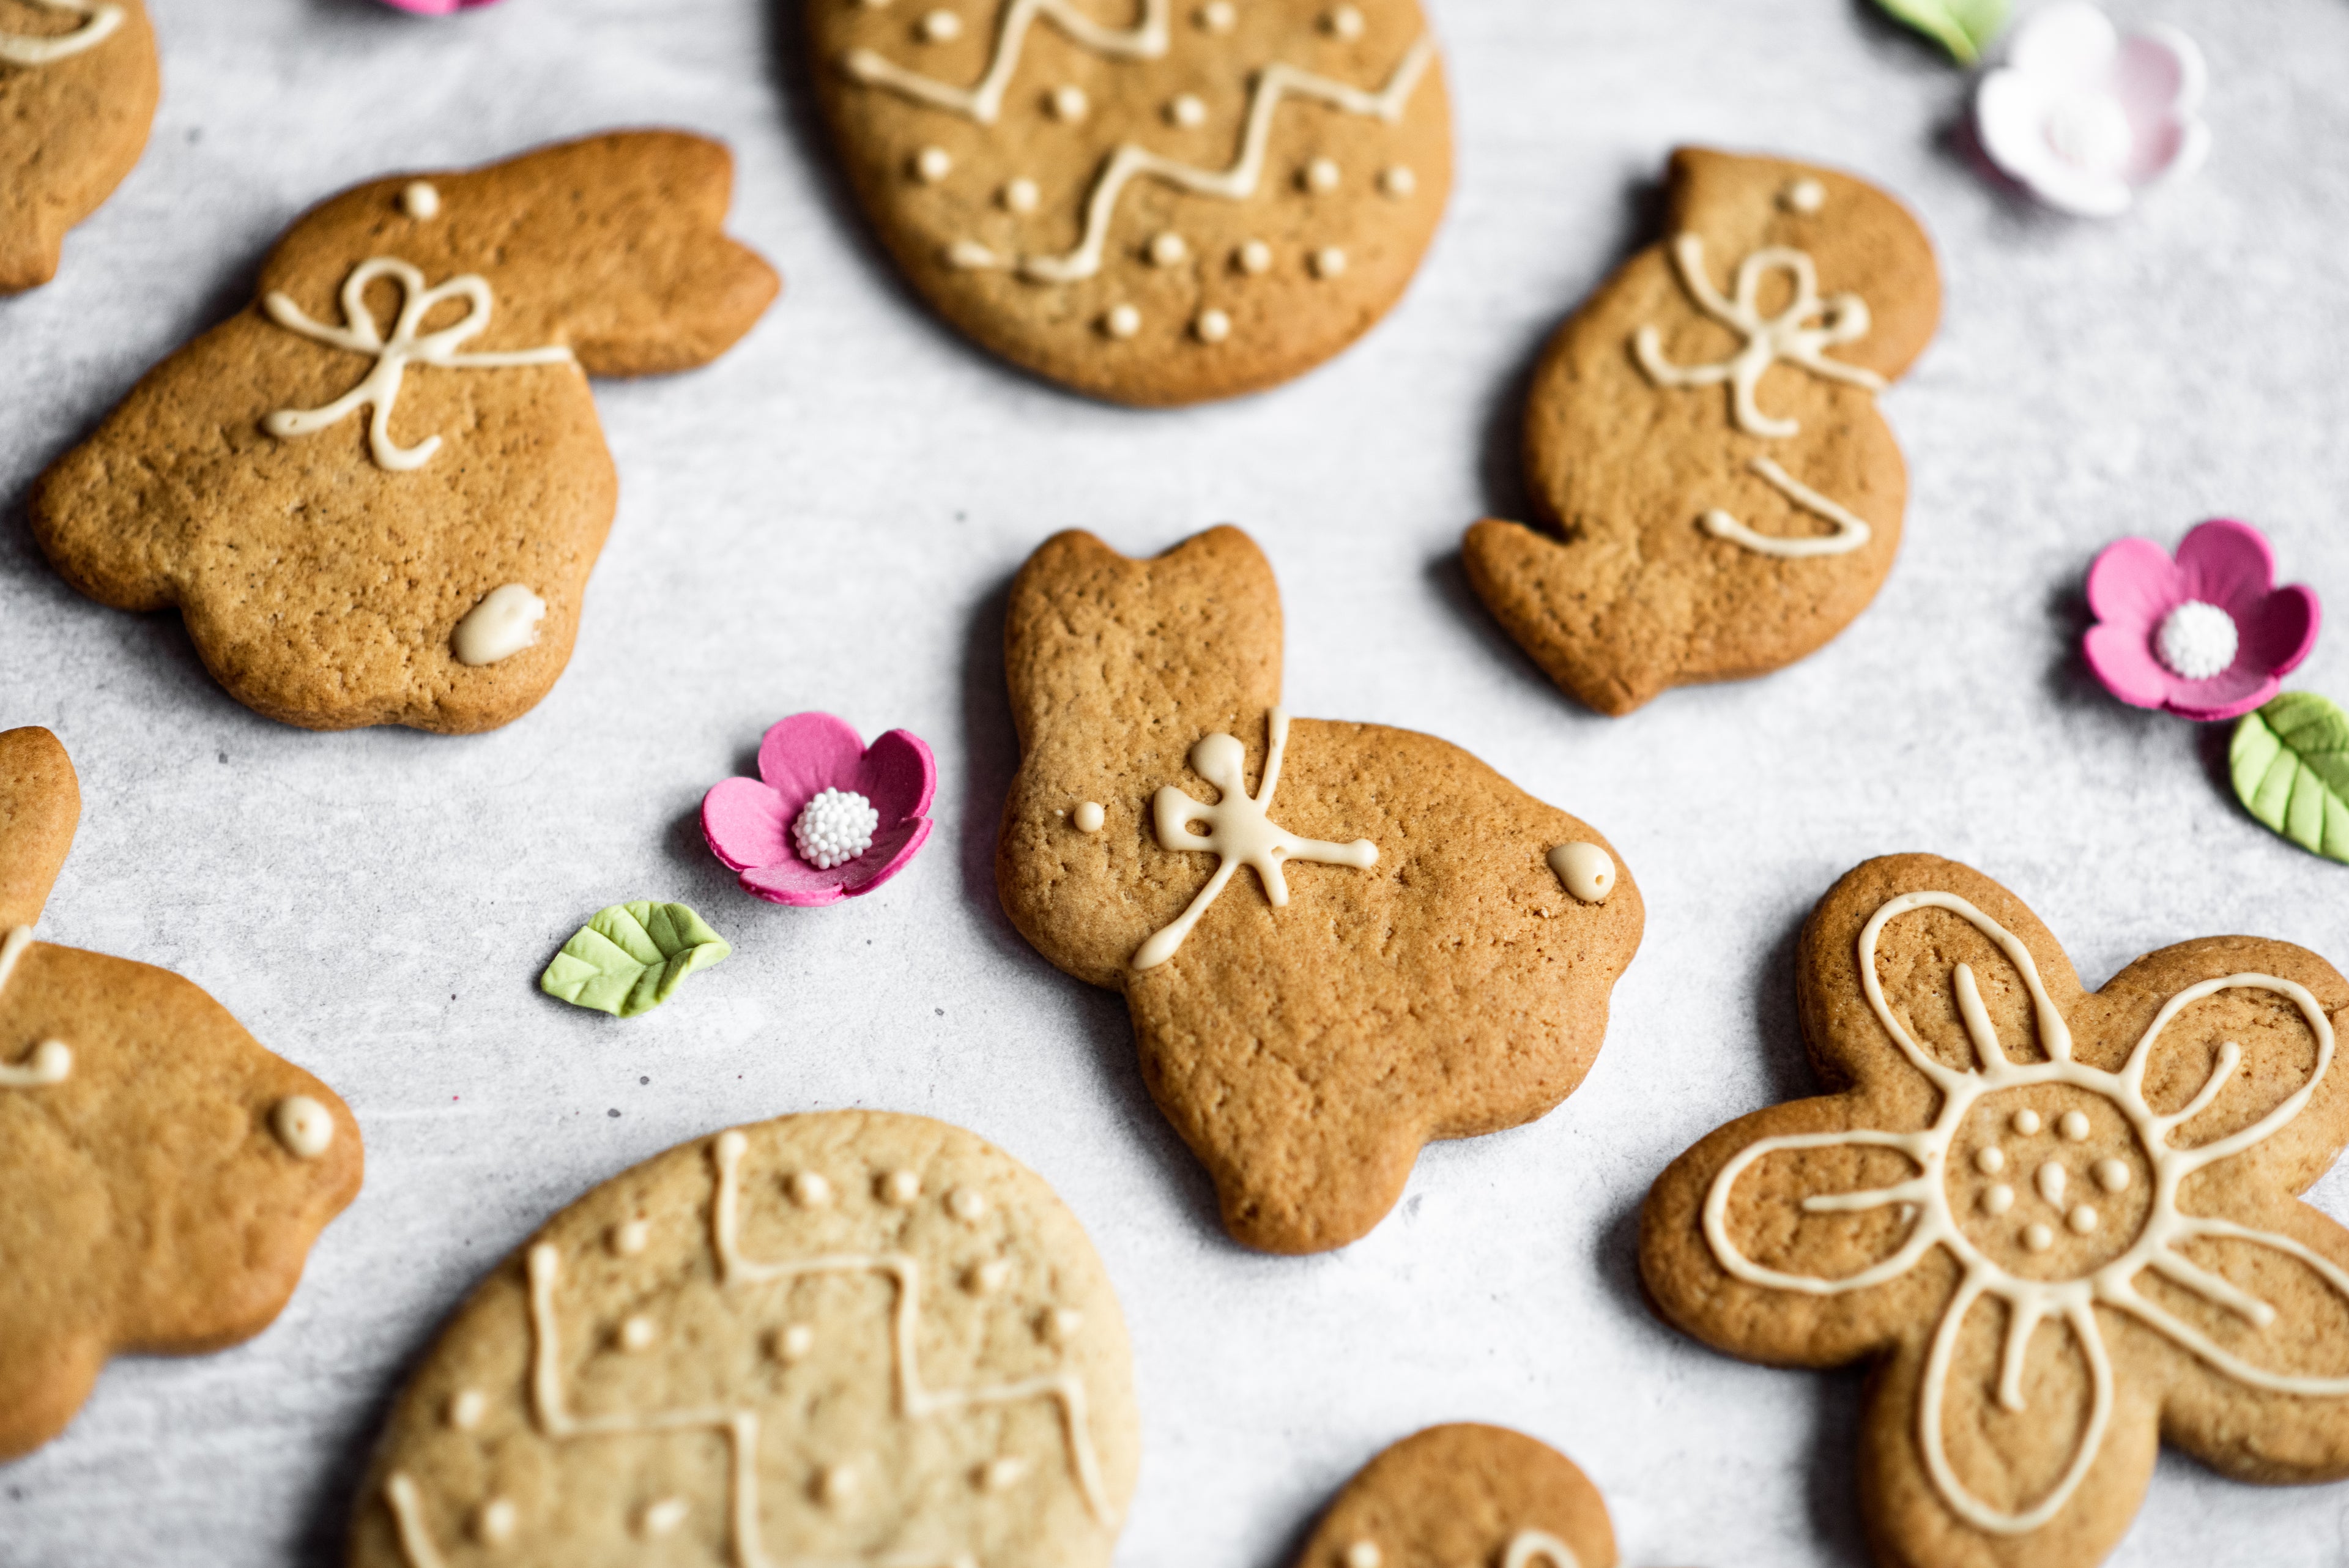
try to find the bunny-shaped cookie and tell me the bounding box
[31,132,780,734]
[0,726,362,1459]
[997,527,1643,1253]
[1466,149,1940,716]
[0,0,157,292]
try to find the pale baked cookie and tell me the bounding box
[1641,853,2349,1567]
[1296,1424,1618,1568]
[807,0,1451,404]
[31,132,779,734]
[0,726,363,1460]
[0,0,158,292]
[996,527,1643,1254]
[1465,149,1940,716]
[347,1111,1138,1568]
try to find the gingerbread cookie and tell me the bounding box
[1465,149,1940,715]
[996,527,1642,1254]
[1641,853,2349,1566]
[808,0,1451,405]
[1296,1425,1618,1568]
[0,0,158,293]
[347,1111,1138,1568]
[31,131,779,734]
[0,726,363,1460]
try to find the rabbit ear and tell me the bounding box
[0,728,81,930]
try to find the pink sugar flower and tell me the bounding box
[373,0,501,13]
[701,714,936,906]
[2084,520,2320,723]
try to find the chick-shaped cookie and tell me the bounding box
[996,527,1643,1254]
[0,726,362,1460]
[0,0,158,292]
[31,131,780,734]
[1466,149,1940,716]
[1297,1425,1619,1568]
[1642,854,2349,1567]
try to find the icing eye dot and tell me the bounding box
[948,1186,989,1221]
[1074,801,1107,831]
[2155,600,2240,680]
[910,146,953,184]
[447,1388,488,1430]
[2011,1109,2042,1136]
[1167,93,1208,127]
[2068,1204,2100,1235]
[795,788,880,869]
[1547,842,1615,904]
[2024,1222,2054,1253]
[1102,303,1142,340]
[918,7,961,41]
[475,1498,518,1544]
[1378,164,1416,198]
[1236,239,1273,275]
[1001,177,1040,214]
[1322,4,1364,39]
[789,1170,834,1208]
[1975,1146,2006,1175]
[2036,1161,2067,1206]
[640,1498,689,1537]
[401,181,441,220]
[272,1096,335,1159]
[2094,1158,2131,1193]
[1048,84,1089,121]
[1301,156,1341,193]
[1196,0,1236,31]
[772,1323,816,1362]
[1148,231,1189,267]
[618,1315,658,1352]
[1346,1543,1384,1568]
[980,1455,1031,1491]
[1779,177,1825,214]
[1983,1184,2014,1215]
[610,1218,650,1255]
[881,1169,924,1205]
[1310,246,1348,279]
[2059,1110,2091,1142]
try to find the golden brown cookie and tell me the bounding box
[995,527,1643,1254]
[0,0,158,293]
[0,725,363,1461]
[31,131,780,734]
[808,0,1451,404]
[347,1111,1138,1568]
[1465,148,1940,716]
[1641,853,2349,1568]
[1296,1424,1619,1568]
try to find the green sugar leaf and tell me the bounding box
[1872,0,2012,64]
[540,901,732,1018]
[2231,694,2349,865]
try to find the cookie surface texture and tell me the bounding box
[30,130,780,734]
[1465,148,1940,715]
[1296,1424,1618,1568]
[996,527,1644,1254]
[1639,853,2349,1567]
[348,1110,1138,1568]
[0,0,159,292]
[0,726,363,1460]
[808,0,1452,405]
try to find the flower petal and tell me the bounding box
[2010,1,2121,83]
[848,729,938,828]
[2084,537,2183,630]
[2241,584,2322,680]
[837,818,933,896]
[2165,669,2278,725]
[702,777,792,874]
[755,713,867,817]
[2084,622,2175,710]
[2175,519,2279,616]
[738,857,853,908]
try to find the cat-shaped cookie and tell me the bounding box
[1466,148,1940,716]
[0,0,158,292]
[31,131,779,734]
[0,726,362,1459]
[996,527,1642,1254]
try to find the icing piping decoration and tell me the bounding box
[1701,456,1872,560]
[0,0,122,67]
[843,0,1171,126]
[1502,1531,1583,1568]
[451,584,546,667]
[1546,842,1616,905]
[0,926,70,1088]
[270,1095,335,1159]
[1701,888,2347,1535]
[262,258,574,472]
[1133,705,1378,972]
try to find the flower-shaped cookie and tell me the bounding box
[701,713,936,905]
[2084,519,2319,723]
[1642,855,2349,1565]
[1976,2,2208,217]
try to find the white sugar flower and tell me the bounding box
[1976,2,2208,217]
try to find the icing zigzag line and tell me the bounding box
[843,0,1171,126]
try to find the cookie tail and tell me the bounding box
[1462,519,1668,717]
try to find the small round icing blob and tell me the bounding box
[919,7,961,41]
[475,1499,518,1545]
[618,1315,659,1352]
[1547,842,1616,904]
[1074,801,1107,833]
[2094,1157,2132,1193]
[1194,308,1232,344]
[970,1259,1012,1294]
[271,1096,335,1159]
[1323,4,1365,39]
[401,181,442,221]
[789,1170,835,1208]
[1346,1543,1384,1568]
[1044,1306,1083,1342]
[1148,231,1189,267]
[640,1498,689,1537]
[774,1323,816,1362]
[1167,92,1208,127]
[2024,1222,2054,1253]
[948,1186,989,1221]
[717,1129,749,1161]
[881,1169,923,1205]
[2036,1160,2067,1206]
[1048,84,1089,121]
[1001,177,1040,214]
[1983,1184,2014,1215]
[610,1218,650,1255]
[1302,156,1341,193]
[1378,164,1416,198]
[912,146,954,184]
[1779,177,1825,214]
[2069,1203,2100,1235]
[447,1389,487,1430]
[2011,1109,2043,1136]
[1310,246,1348,279]
[1975,1146,2005,1175]
[981,1455,1030,1491]
[451,584,547,667]
[794,787,880,870]
[1196,0,1235,31]
[819,1464,860,1507]
[2059,1109,2091,1142]
[1104,303,1142,340]
[2155,600,2240,680]
[1236,239,1273,275]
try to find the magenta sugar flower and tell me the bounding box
[701,713,935,906]
[373,0,501,13]
[2084,520,2320,723]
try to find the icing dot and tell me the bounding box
[1103,303,1142,340]
[911,146,953,184]
[2155,600,2240,680]
[475,1499,517,1544]
[1048,84,1089,121]
[2094,1158,2132,1193]
[401,181,441,220]
[447,1389,487,1430]
[794,788,880,869]
[1301,156,1341,193]
[1547,842,1616,904]
[1042,1306,1083,1342]
[717,1129,748,1161]
[980,1455,1031,1491]
[1322,4,1364,39]
[819,1464,860,1507]
[1074,801,1107,832]
[949,1186,989,1221]
[1196,0,1235,31]
[1148,231,1189,267]
[2036,1161,2067,1206]
[969,1259,1012,1294]
[1346,1544,1384,1568]
[1983,1184,2014,1215]
[1975,1146,2006,1175]
[610,1218,650,1255]
[618,1316,658,1352]
[1236,239,1273,275]
[1780,177,1825,214]
[789,1170,834,1208]
[881,1169,923,1205]
[271,1096,335,1159]
[1167,93,1208,127]
[2059,1110,2091,1142]
[2068,1203,2100,1235]
[1310,246,1348,279]
[919,7,961,41]
[1193,308,1232,344]
[640,1498,689,1537]
[1378,165,1416,198]
[773,1323,816,1362]
[2024,1222,2054,1253]
[452,584,547,667]
[1001,177,1040,214]
[2011,1109,2042,1136]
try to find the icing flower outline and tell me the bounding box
[701,714,935,906]
[1975,2,2208,217]
[2084,519,2319,723]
